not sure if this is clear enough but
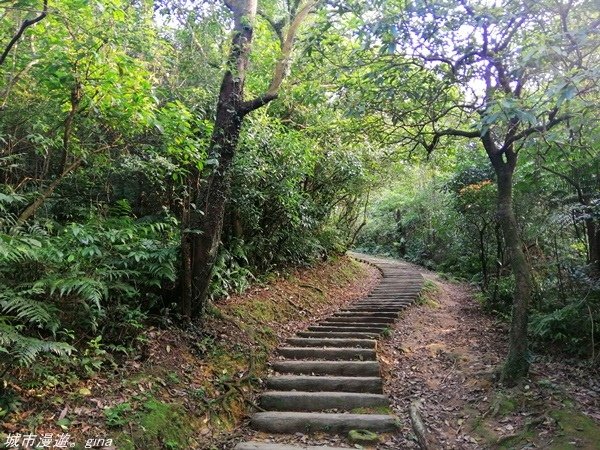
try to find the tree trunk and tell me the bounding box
[189,138,239,317]
[180,171,197,319]
[584,217,600,275]
[491,155,534,385]
[180,0,315,319]
[478,225,489,289]
[185,0,256,319]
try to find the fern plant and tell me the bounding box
[0,321,73,369]
[0,201,179,370]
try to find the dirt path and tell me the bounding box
[380,265,600,449]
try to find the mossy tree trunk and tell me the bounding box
[485,137,534,384]
[180,0,317,319]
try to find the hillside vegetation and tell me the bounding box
[0,0,599,446]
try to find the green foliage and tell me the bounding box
[356,154,600,358]
[530,293,600,357]
[0,210,178,370]
[0,322,73,367]
[215,113,371,287]
[356,165,464,270]
[104,401,133,428]
[78,336,110,376]
[210,240,255,299]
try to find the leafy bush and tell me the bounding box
[0,205,178,371]
[210,240,255,299]
[530,297,599,357]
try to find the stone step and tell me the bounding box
[285,337,376,348]
[370,286,418,290]
[277,347,376,361]
[368,294,419,298]
[380,277,418,279]
[234,443,351,450]
[365,299,416,302]
[370,290,420,293]
[341,307,406,313]
[371,285,421,288]
[361,298,414,301]
[349,305,408,309]
[296,331,380,339]
[307,325,388,333]
[250,412,398,434]
[324,316,395,324]
[266,375,383,393]
[354,304,410,306]
[352,303,410,307]
[360,299,414,302]
[272,360,380,376]
[378,287,419,290]
[376,289,421,291]
[346,304,409,308]
[316,319,392,324]
[317,321,392,329]
[260,391,388,411]
[371,294,420,296]
[333,311,399,318]
[368,287,416,290]
[344,304,408,308]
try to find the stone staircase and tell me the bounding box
[234,254,423,450]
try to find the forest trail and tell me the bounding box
[379,263,600,449]
[234,254,424,450]
[232,256,600,450]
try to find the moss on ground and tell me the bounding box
[348,429,380,444]
[492,391,519,417]
[417,279,441,308]
[113,399,196,450]
[470,389,600,450]
[351,406,394,415]
[548,409,600,449]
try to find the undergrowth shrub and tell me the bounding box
[0,202,178,372]
[529,271,600,359]
[356,163,600,362]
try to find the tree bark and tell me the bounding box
[190,137,239,317]
[478,225,489,289]
[181,0,316,319]
[59,81,82,175]
[488,148,534,384]
[186,0,256,318]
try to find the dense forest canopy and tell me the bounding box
[0,0,599,418]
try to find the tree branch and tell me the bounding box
[425,128,481,153]
[0,0,48,66]
[257,9,285,47]
[435,128,481,139]
[501,114,570,150]
[541,165,583,199]
[240,0,318,114]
